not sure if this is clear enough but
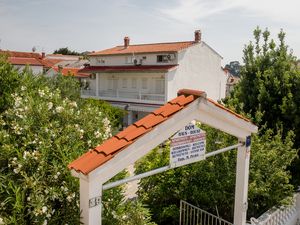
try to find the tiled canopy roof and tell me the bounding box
[68,90,204,175]
[79,65,178,73]
[89,41,197,56]
[68,89,251,175]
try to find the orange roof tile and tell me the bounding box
[52,67,90,78]
[8,57,43,66]
[89,41,197,56]
[68,89,252,175]
[0,50,41,59]
[41,58,64,68]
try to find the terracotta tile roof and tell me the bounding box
[8,57,43,66]
[0,50,41,59]
[79,65,178,73]
[68,89,251,175]
[53,67,90,77]
[41,58,65,68]
[89,41,197,56]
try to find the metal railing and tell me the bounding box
[81,89,165,103]
[180,200,233,225]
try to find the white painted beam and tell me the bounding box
[234,137,251,225]
[80,179,103,225]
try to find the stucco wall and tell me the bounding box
[14,65,43,75]
[166,42,225,101]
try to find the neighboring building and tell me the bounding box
[79,30,227,125]
[0,50,44,75]
[7,56,44,74]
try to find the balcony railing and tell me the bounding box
[81,89,165,104]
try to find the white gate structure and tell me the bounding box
[68,89,258,225]
[180,200,233,225]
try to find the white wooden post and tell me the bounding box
[80,178,103,225]
[234,136,251,225]
[96,73,99,97]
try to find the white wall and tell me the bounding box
[89,53,178,66]
[14,65,43,75]
[166,42,225,101]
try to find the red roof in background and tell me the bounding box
[53,67,90,78]
[8,57,43,66]
[42,58,65,68]
[89,41,197,56]
[79,65,178,73]
[0,50,41,59]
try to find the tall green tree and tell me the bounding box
[53,47,81,56]
[225,27,300,184]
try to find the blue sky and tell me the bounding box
[0,0,299,63]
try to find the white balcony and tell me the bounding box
[81,89,165,104]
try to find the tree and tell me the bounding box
[225,61,241,77]
[225,27,300,184]
[135,125,296,225]
[0,59,126,224]
[0,55,22,113]
[53,47,81,56]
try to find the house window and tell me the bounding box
[157,55,169,63]
[125,56,133,64]
[108,78,118,90]
[122,78,127,88]
[131,78,137,89]
[142,78,148,89]
[108,78,113,90]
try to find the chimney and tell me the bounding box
[194,30,201,42]
[58,65,63,72]
[41,52,45,59]
[124,36,130,48]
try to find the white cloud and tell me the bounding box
[159,0,300,25]
[158,0,244,24]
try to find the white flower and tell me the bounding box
[69,101,77,108]
[38,89,45,97]
[47,102,53,110]
[13,168,19,174]
[43,220,47,225]
[21,86,26,91]
[55,106,64,113]
[42,206,47,213]
[23,151,30,159]
[27,197,31,201]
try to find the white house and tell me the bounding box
[80,30,227,125]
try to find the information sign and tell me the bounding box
[170,123,206,168]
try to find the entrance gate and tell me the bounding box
[68,89,258,225]
[180,200,233,225]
